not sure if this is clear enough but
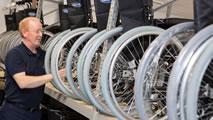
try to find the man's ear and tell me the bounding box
[20,31,27,38]
[20,32,24,38]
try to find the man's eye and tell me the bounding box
[36,30,43,34]
[41,30,44,34]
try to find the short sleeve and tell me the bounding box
[5,49,26,76]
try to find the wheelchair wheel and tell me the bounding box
[101,26,164,119]
[135,22,194,120]
[167,24,213,120]
[40,30,55,50]
[184,37,213,120]
[65,28,97,101]
[82,27,123,115]
[44,30,70,90]
[44,30,70,74]
[50,28,94,98]
[77,30,107,100]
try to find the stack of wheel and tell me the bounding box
[135,22,195,120]
[167,24,213,120]
[40,0,213,119]
[44,22,196,120]
[44,27,99,101]
[43,0,193,120]
[134,22,213,120]
[0,0,211,120]
[0,31,22,64]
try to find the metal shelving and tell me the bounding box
[45,83,117,120]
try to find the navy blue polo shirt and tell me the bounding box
[4,42,46,108]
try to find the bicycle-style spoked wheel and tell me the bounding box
[101,26,164,120]
[65,28,98,102]
[44,30,70,90]
[82,27,123,115]
[77,30,107,100]
[135,22,194,120]
[0,31,20,62]
[0,62,5,71]
[50,27,94,98]
[167,25,213,120]
[183,37,213,120]
[0,31,14,63]
[44,30,70,74]
[40,30,55,50]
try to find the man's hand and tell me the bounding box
[58,68,66,79]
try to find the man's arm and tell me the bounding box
[13,72,52,89]
[13,69,65,89]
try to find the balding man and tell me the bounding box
[0,17,65,120]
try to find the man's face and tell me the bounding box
[24,21,43,48]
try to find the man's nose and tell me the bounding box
[38,31,43,37]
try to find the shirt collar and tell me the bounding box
[20,42,41,57]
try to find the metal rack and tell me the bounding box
[45,83,117,120]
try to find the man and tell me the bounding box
[0,17,65,120]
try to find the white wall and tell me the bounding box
[154,0,193,19]
[0,0,194,34]
[0,0,10,33]
[42,1,59,27]
[0,0,59,34]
